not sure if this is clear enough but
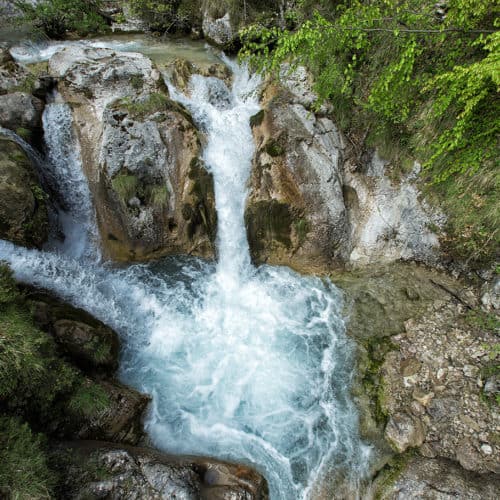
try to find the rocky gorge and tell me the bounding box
[0,2,498,499]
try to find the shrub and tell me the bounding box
[14,0,107,38]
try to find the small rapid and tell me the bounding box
[0,53,369,498]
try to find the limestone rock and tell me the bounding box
[481,278,500,310]
[372,455,500,499]
[247,81,348,271]
[0,137,49,248]
[0,48,29,95]
[384,413,426,453]
[52,441,269,499]
[25,288,120,372]
[0,92,44,132]
[248,69,441,271]
[378,299,500,474]
[202,11,235,49]
[48,47,216,261]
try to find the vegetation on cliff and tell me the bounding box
[0,263,112,498]
[240,0,499,266]
[13,0,107,38]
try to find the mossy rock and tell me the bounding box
[111,92,194,125]
[23,287,120,373]
[0,138,49,248]
[111,170,169,214]
[249,110,265,128]
[264,138,285,157]
[187,158,217,243]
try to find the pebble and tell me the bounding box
[480,444,493,455]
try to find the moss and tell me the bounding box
[0,264,113,430]
[249,109,265,128]
[148,184,169,208]
[111,174,138,204]
[67,381,110,418]
[15,127,32,141]
[245,199,293,259]
[0,263,19,306]
[294,218,309,245]
[187,158,217,242]
[373,450,415,500]
[0,416,55,499]
[264,138,285,157]
[359,335,397,426]
[130,74,144,91]
[113,93,194,124]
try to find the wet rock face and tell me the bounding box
[48,47,216,261]
[25,288,120,373]
[54,442,269,499]
[379,299,500,474]
[0,138,49,248]
[373,455,500,499]
[247,81,348,271]
[164,58,233,94]
[248,67,441,271]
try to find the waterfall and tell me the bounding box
[0,60,369,498]
[42,92,100,261]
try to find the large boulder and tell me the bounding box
[48,47,216,261]
[64,380,150,445]
[0,137,49,248]
[51,441,269,499]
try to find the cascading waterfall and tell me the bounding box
[42,92,100,261]
[0,57,370,498]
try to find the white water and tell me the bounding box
[42,92,100,261]
[0,57,370,498]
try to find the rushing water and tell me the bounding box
[0,46,369,498]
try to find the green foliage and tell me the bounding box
[0,263,109,425]
[241,0,499,265]
[14,0,107,38]
[67,380,110,418]
[0,264,19,306]
[0,417,55,499]
[129,0,201,32]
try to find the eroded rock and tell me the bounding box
[52,441,269,499]
[48,47,216,261]
[247,68,442,271]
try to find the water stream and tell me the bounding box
[0,45,369,498]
